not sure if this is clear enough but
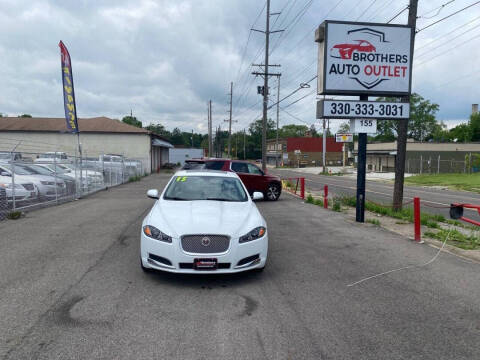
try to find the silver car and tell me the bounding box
[0,164,66,201]
[0,175,38,205]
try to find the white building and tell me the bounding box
[169,148,204,165]
[0,116,173,173]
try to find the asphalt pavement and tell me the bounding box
[271,168,480,218]
[1,173,479,359]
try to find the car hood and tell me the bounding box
[147,199,263,239]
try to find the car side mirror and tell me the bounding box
[147,189,159,199]
[252,192,264,201]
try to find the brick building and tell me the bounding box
[267,137,344,167]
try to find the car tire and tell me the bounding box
[265,183,281,201]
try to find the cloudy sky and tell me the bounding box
[0,0,478,134]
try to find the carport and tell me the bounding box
[151,136,173,172]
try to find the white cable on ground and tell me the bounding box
[347,228,452,287]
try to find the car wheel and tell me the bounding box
[265,183,281,201]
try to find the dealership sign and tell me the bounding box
[315,21,412,96]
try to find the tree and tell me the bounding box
[449,123,472,143]
[469,112,480,141]
[144,123,167,136]
[279,124,308,138]
[374,93,440,142]
[18,114,32,118]
[170,127,184,145]
[122,115,142,128]
[338,121,350,133]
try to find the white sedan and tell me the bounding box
[140,170,268,274]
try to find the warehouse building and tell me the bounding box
[354,140,480,173]
[0,116,173,173]
[266,137,344,167]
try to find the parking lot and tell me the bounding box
[1,172,479,360]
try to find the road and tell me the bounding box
[1,173,479,359]
[271,168,480,218]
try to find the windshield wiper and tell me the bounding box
[206,197,237,202]
[164,196,188,201]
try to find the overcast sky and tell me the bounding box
[0,0,478,134]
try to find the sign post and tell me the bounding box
[315,20,413,222]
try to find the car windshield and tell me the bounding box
[2,164,35,175]
[44,164,69,174]
[163,175,247,202]
[0,153,11,160]
[24,165,54,175]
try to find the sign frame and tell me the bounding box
[317,99,410,120]
[315,20,413,97]
[335,133,353,143]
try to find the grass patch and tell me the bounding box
[128,175,142,182]
[305,194,314,204]
[424,229,480,250]
[7,211,22,220]
[332,197,342,212]
[366,218,381,226]
[404,173,480,193]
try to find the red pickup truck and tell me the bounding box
[183,159,282,201]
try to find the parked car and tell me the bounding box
[182,159,282,201]
[0,175,38,205]
[34,152,70,164]
[0,164,66,201]
[24,164,76,196]
[141,170,268,274]
[0,152,23,162]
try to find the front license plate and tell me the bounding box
[193,258,218,270]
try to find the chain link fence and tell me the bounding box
[0,147,147,219]
[406,154,479,174]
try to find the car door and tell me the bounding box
[246,163,267,193]
[230,162,253,193]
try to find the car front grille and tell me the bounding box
[181,234,230,254]
[22,183,34,191]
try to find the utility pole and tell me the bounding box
[235,133,238,159]
[322,119,327,173]
[224,82,237,158]
[252,0,283,172]
[191,129,194,148]
[393,0,418,211]
[275,76,281,167]
[208,100,212,157]
[243,129,246,160]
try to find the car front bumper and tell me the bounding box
[140,232,268,274]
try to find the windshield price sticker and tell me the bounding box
[350,119,377,134]
[318,100,409,119]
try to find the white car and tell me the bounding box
[140,170,268,274]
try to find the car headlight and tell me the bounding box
[143,225,172,243]
[239,226,266,243]
[40,181,55,185]
[0,183,22,189]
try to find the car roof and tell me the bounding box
[174,169,238,178]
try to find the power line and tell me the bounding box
[417,1,480,33]
[366,0,396,21]
[387,5,409,23]
[415,14,480,51]
[415,22,480,58]
[418,0,456,19]
[282,89,316,109]
[415,31,480,66]
[268,75,316,109]
[355,0,379,21]
[234,2,267,86]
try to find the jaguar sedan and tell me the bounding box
[140,170,268,274]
